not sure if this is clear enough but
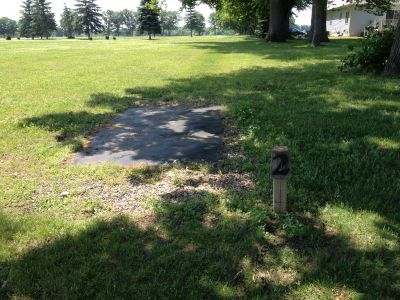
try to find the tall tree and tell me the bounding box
[267,0,310,42]
[138,0,162,40]
[60,4,75,38]
[267,0,291,42]
[311,0,328,46]
[0,18,18,37]
[75,0,103,39]
[184,4,197,37]
[193,12,206,35]
[19,0,34,39]
[208,12,218,35]
[160,11,181,35]
[103,10,115,36]
[31,0,57,39]
[111,11,124,36]
[384,21,400,75]
[122,9,137,36]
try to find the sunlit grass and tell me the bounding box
[0,36,399,298]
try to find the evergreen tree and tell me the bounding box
[75,0,103,39]
[184,4,197,37]
[138,0,161,40]
[19,0,34,39]
[31,0,57,39]
[60,4,75,38]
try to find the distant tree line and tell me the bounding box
[2,0,398,74]
[2,0,219,40]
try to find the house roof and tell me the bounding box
[328,4,354,12]
[328,0,400,11]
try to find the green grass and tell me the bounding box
[0,36,399,299]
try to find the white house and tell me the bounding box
[326,2,400,36]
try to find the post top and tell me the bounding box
[272,146,289,153]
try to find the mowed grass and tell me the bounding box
[0,36,399,299]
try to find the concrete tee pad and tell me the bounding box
[74,106,223,166]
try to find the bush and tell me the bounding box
[340,26,395,73]
[6,36,11,40]
[105,36,109,40]
[67,36,75,39]
[88,37,93,40]
[17,37,20,40]
[113,36,116,40]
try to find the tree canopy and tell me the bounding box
[75,0,103,39]
[138,0,162,40]
[0,17,18,37]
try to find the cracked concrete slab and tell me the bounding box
[74,106,223,166]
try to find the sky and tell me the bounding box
[0,0,345,26]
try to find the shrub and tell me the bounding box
[113,36,116,40]
[105,35,109,40]
[340,26,395,73]
[6,36,11,40]
[88,37,93,40]
[67,36,75,39]
[17,37,20,40]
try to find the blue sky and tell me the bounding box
[1,0,344,26]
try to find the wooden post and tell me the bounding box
[271,146,291,214]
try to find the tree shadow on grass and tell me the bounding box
[178,38,357,61]
[3,189,399,298]
[4,193,270,299]
[19,93,140,152]
[18,63,400,223]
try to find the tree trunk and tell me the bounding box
[384,21,400,75]
[309,2,316,42]
[312,0,329,47]
[267,0,290,42]
[148,33,152,40]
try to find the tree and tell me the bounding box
[75,0,103,39]
[184,4,197,37]
[193,12,206,35]
[384,21,400,75]
[267,0,310,42]
[121,9,137,36]
[160,11,181,35]
[72,12,83,36]
[138,0,162,40]
[31,0,57,39]
[347,0,399,74]
[103,10,115,36]
[208,12,218,35]
[111,11,124,36]
[208,0,269,36]
[60,4,75,38]
[267,0,290,42]
[19,0,34,39]
[311,0,328,46]
[0,18,18,37]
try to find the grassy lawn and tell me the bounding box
[0,36,399,299]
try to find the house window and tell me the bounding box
[345,11,350,24]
